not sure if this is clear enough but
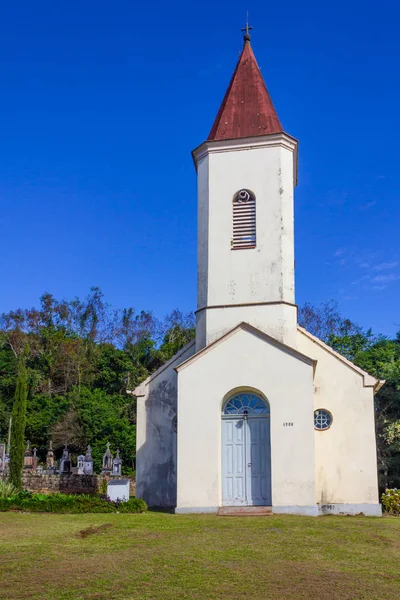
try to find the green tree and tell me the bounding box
[69,387,136,473]
[9,355,28,489]
[353,336,400,490]
[159,310,195,362]
[298,300,364,343]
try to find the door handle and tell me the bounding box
[247,463,252,467]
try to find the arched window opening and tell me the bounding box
[223,392,269,416]
[232,189,256,250]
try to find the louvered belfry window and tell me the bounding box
[232,189,256,249]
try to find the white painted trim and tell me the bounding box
[272,505,319,517]
[193,133,298,161]
[175,506,218,514]
[192,132,298,186]
[297,326,384,391]
[175,322,316,373]
[175,504,382,516]
[318,503,382,517]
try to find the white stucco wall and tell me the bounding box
[176,326,316,513]
[197,303,298,351]
[194,134,297,350]
[297,329,380,511]
[135,342,195,507]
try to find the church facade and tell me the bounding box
[134,33,384,516]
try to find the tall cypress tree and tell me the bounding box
[9,355,28,489]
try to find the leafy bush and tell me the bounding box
[381,489,400,515]
[0,479,18,499]
[115,497,147,513]
[0,491,147,514]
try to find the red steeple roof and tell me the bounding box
[208,40,283,141]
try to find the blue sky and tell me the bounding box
[0,1,399,336]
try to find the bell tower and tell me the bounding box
[193,29,298,351]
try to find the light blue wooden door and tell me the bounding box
[222,416,271,506]
[246,417,271,506]
[222,419,246,505]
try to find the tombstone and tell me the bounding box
[59,444,71,474]
[0,443,5,472]
[37,465,43,475]
[24,441,33,470]
[77,455,85,475]
[112,449,122,476]
[46,441,54,469]
[83,445,94,475]
[101,442,113,475]
[32,448,38,472]
[107,479,130,502]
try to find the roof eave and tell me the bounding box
[175,322,316,373]
[192,132,298,185]
[298,326,382,392]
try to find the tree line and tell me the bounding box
[0,290,399,488]
[0,287,195,473]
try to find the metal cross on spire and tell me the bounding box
[242,13,252,42]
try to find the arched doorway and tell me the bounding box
[222,391,271,506]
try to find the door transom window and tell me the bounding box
[223,392,269,416]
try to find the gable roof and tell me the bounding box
[175,322,316,373]
[208,40,283,142]
[297,326,385,393]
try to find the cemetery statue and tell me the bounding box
[24,440,33,469]
[77,455,85,475]
[32,447,38,472]
[59,444,71,474]
[112,449,122,476]
[101,442,113,474]
[46,440,54,469]
[83,445,94,475]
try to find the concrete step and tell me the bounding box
[218,506,272,517]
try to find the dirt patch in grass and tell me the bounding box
[78,524,113,538]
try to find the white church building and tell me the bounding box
[134,31,384,516]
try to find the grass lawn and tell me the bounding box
[0,512,399,600]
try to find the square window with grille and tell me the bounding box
[232,189,256,250]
